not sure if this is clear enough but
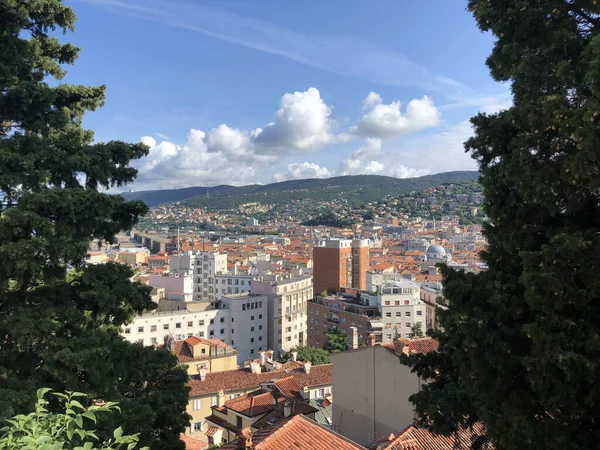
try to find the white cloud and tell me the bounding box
[352,94,442,138]
[273,162,333,181]
[253,88,348,151]
[364,160,385,174]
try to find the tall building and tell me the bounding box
[251,274,312,356]
[313,239,369,295]
[170,250,228,302]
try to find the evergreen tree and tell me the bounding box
[323,330,348,353]
[0,2,189,448]
[403,2,600,449]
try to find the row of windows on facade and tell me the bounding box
[124,314,264,334]
[383,299,413,306]
[195,275,249,286]
[242,301,262,311]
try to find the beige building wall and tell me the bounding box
[118,252,145,266]
[331,346,420,447]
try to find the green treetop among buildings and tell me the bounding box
[0,1,189,449]
[403,1,600,450]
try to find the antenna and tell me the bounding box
[177,227,180,253]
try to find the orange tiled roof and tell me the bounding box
[220,415,366,450]
[179,434,208,450]
[384,424,491,450]
[225,391,275,417]
[397,338,439,355]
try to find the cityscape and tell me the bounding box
[1,1,597,450]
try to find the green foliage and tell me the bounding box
[301,211,354,228]
[0,2,190,448]
[402,2,600,449]
[320,290,328,297]
[0,389,148,450]
[323,330,348,353]
[123,172,479,208]
[410,323,424,338]
[280,347,331,365]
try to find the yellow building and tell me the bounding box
[172,337,239,376]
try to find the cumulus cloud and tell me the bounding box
[273,162,333,182]
[253,87,348,151]
[352,93,441,138]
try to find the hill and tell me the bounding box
[122,171,479,209]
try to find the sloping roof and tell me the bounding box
[273,376,304,400]
[179,434,208,450]
[188,364,332,397]
[385,424,491,450]
[220,415,366,450]
[397,338,439,355]
[252,398,319,429]
[225,391,276,417]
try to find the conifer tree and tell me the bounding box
[0,2,189,448]
[403,2,600,449]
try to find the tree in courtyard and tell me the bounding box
[323,330,348,353]
[409,323,424,338]
[0,2,190,448]
[402,2,600,449]
[280,347,331,365]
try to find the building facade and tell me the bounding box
[313,239,369,295]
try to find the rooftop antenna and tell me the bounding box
[177,227,180,253]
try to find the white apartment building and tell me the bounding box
[219,293,268,362]
[148,273,194,302]
[214,274,254,297]
[169,251,228,302]
[121,302,230,347]
[251,274,312,356]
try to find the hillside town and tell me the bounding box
[82,180,487,449]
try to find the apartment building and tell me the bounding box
[121,301,230,347]
[251,274,312,355]
[219,293,268,362]
[307,293,379,348]
[215,274,254,297]
[313,238,369,295]
[170,251,228,302]
[171,337,238,376]
[373,279,423,343]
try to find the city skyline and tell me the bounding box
[68,0,510,190]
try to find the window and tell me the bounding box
[251,327,255,332]
[386,334,392,339]
[163,324,169,330]
[220,317,225,323]
[137,326,144,333]
[199,320,205,326]
[259,301,262,308]
[236,416,243,429]
[416,310,423,316]
[220,329,225,334]
[251,338,254,343]
[209,330,214,337]
[259,325,263,330]
[250,349,255,354]
[404,300,410,305]
[259,314,263,319]
[199,331,205,337]
[124,328,131,334]
[323,312,327,318]
[396,311,402,317]
[342,317,346,323]
[187,321,193,327]
[395,301,400,306]
[405,311,411,316]
[259,336,262,341]
[175,323,181,329]
[242,304,246,311]
[385,312,391,318]
[150,337,157,344]
[193,400,202,410]
[406,323,411,328]
[201,348,206,355]
[385,301,390,306]
[232,317,235,323]
[251,316,254,321]
[210,319,214,325]
[211,397,217,407]
[188,333,193,338]
[191,422,203,433]
[316,320,320,325]
[228,279,232,285]
[150,325,157,332]
[231,329,234,334]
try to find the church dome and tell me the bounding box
[426,244,446,256]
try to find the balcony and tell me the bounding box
[327,315,340,324]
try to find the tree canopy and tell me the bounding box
[403,1,600,449]
[0,1,189,448]
[323,330,348,353]
[280,347,331,365]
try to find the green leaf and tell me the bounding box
[37,388,53,400]
[113,427,123,439]
[74,415,83,428]
[81,411,97,423]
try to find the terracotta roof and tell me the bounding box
[397,337,439,355]
[185,336,229,348]
[220,414,366,450]
[180,434,208,450]
[252,398,318,429]
[205,426,221,438]
[225,391,276,417]
[273,376,304,400]
[384,424,491,450]
[188,364,332,397]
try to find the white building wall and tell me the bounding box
[220,294,268,362]
[121,307,230,347]
[215,274,254,298]
[148,274,193,302]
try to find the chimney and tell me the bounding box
[291,351,298,362]
[259,350,268,366]
[283,401,292,418]
[368,333,376,347]
[349,326,359,350]
[250,361,262,374]
[238,428,252,449]
[303,361,311,374]
[199,367,208,382]
[217,390,225,407]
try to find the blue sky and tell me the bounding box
[66,0,511,190]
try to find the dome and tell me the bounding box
[426,244,446,255]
